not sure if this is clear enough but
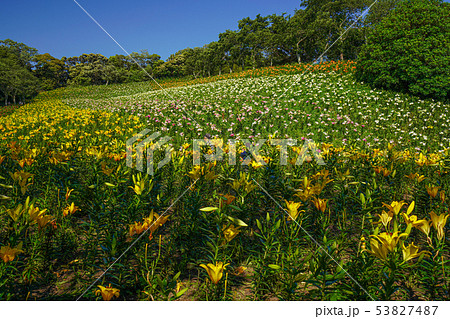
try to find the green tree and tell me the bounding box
[218,30,242,73]
[154,49,190,78]
[0,39,38,70]
[286,9,315,63]
[237,14,271,69]
[355,0,450,102]
[33,53,67,90]
[300,0,369,62]
[264,14,293,65]
[184,47,204,78]
[205,41,225,76]
[67,53,119,86]
[363,0,402,30]
[0,46,39,105]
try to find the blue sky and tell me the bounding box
[1,0,448,61]
[0,0,301,60]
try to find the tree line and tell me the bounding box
[0,0,401,105]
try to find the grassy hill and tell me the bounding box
[0,61,449,301]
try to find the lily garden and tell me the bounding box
[0,61,449,300]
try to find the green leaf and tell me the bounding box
[228,205,242,211]
[173,272,181,281]
[175,287,188,298]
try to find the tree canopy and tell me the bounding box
[0,41,39,105]
[355,0,450,102]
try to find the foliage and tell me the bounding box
[355,0,450,102]
[34,53,67,90]
[0,44,39,106]
[0,63,448,300]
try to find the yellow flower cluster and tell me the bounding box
[0,242,24,263]
[128,210,170,240]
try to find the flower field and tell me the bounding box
[0,61,449,301]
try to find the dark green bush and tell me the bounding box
[355,0,450,102]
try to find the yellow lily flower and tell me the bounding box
[175,281,183,294]
[18,159,26,168]
[366,238,389,260]
[63,202,80,217]
[219,194,235,209]
[204,169,219,181]
[295,186,318,202]
[312,198,328,213]
[387,143,394,151]
[378,210,393,228]
[129,221,146,237]
[371,232,408,252]
[130,179,145,195]
[382,201,406,215]
[415,153,427,166]
[426,185,440,198]
[9,170,34,195]
[229,172,255,193]
[402,214,424,227]
[199,261,229,284]
[7,203,24,222]
[101,162,114,176]
[95,284,120,301]
[9,170,34,183]
[128,210,169,238]
[417,175,426,183]
[402,242,430,262]
[372,149,384,157]
[65,187,74,201]
[234,266,247,276]
[373,166,390,177]
[294,176,324,201]
[222,224,241,243]
[146,211,170,230]
[188,163,217,181]
[35,213,54,231]
[0,242,24,263]
[429,211,449,241]
[405,173,426,183]
[28,205,44,220]
[250,158,264,169]
[414,219,431,237]
[188,165,202,180]
[285,200,303,220]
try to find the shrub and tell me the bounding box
[355,0,450,102]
